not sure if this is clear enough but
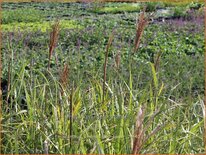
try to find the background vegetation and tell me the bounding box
[1,1,205,154]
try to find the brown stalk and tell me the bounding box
[142,108,160,133]
[134,8,148,53]
[48,20,60,70]
[132,106,165,154]
[59,64,69,96]
[103,32,114,103]
[142,123,165,145]
[132,105,145,154]
[59,64,70,147]
[115,50,121,70]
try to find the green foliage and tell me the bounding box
[173,7,187,18]
[2,8,44,24]
[1,2,204,154]
[92,3,140,14]
[143,2,159,12]
[187,2,204,10]
[2,20,82,32]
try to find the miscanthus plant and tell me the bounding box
[1,9,204,154]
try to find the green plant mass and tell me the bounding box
[92,3,141,14]
[1,2,205,154]
[2,20,81,32]
[2,8,44,24]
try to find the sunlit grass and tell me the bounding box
[2,20,82,32]
[92,3,141,14]
[1,1,205,154]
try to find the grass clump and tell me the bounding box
[141,2,165,12]
[2,20,81,32]
[48,20,60,70]
[172,6,188,18]
[92,3,140,14]
[1,3,205,154]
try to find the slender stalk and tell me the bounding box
[132,106,145,154]
[134,7,148,53]
[154,51,162,72]
[204,4,206,152]
[59,64,69,96]
[6,60,11,105]
[115,50,121,70]
[70,83,74,147]
[43,140,49,154]
[6,34,13,109]
[132,8,150,154]
[48,20,60,70]
[103,32,114,103]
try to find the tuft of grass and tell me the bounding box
[132,105,145,154]
[59,63,69,96]
[134,8,148,53]
[48,20,60,70]
[59,64,69,88]
[1,3,204,154]
[102,31,114,104]
[92,3,140,14]
[114,50,121,70]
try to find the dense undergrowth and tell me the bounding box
[1,2,205,154]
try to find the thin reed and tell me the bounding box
[70,84,74,147]
[48,20,60,70]
[132,106,145,154]
[43,140,49,154]
[2,3,204,154]
[134,7,148,53]
[103,32,114,103]
[59,63,69,96]
[115,50,121,70]
[154,51,162,72]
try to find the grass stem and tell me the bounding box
[103,31,114,103]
